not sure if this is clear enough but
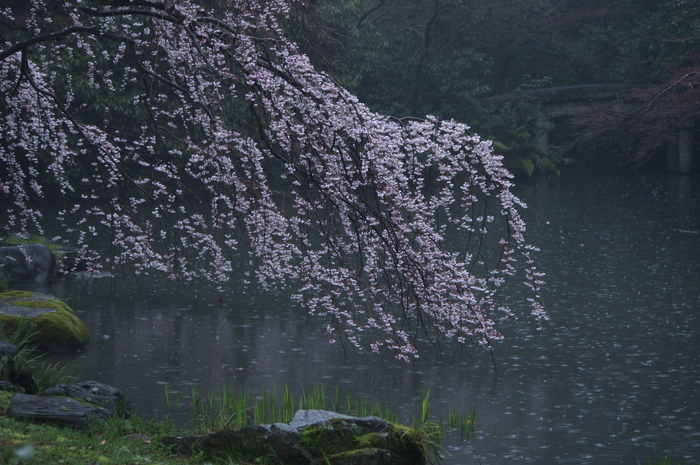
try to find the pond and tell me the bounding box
[16,172,700,464]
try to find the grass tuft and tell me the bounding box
[0,319,77,393]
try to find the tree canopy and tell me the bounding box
[317,0,696,171]
[573,0,700,165]
[0,0,546,361]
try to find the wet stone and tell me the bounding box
[7,393,110,429]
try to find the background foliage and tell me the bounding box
[314,0,698,172]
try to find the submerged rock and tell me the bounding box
[0,291,89,351]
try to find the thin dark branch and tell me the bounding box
[625,72,700,117]
[356,0,399,29]
[0,26,102,61]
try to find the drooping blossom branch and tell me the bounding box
[0,0,546,361]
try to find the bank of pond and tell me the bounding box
[0,288,691,465]
[0,337,687,465]
[0,381,687,465]
[0,376,460,464]
[0,286,461,464]
[0,319,472,465]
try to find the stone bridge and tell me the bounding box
[480,84,694,173]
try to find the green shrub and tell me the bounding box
[0,265,10,293]
[0,319,76,393]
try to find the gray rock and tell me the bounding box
[0,380,24,393]
[289,409,355,430]
[0,244,57,282]
[40,381,130,418]
[7,393,109,429]
[0,341,19,357]
[196,423,312,464]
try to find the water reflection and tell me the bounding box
[16,173,700,464]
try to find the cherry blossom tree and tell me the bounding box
[0,0,546,361]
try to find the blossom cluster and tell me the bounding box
[0,0,546,360]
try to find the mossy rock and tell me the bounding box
[163,410,428,465]
[328,448,407,465]
[299,417,423,465]
[40,381,131,419]
[194,424,312,464]
[0,291,89,351]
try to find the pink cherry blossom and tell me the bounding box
[0,0,546,360]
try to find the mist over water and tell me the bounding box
[19,173,700,464]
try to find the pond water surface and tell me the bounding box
[18,173,700,464]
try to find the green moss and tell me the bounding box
[1,312,89,349]
[328,447,397,464]
[67,396,99,408]
[6,234,56,250]
[116,398,130,418]
[300,420,362,456]
[357,431,391,448]
[0,265,10,293]
[359,428,423,462]
[0,290,34,300]
[0,398,193,465]
[11,299,73,313]
[0,293,89,350]
[298,418,424,464]
[0,390,12,407]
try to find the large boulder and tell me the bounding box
[161,410,427,465]
[0,291,89,351]
[0,244,57,282]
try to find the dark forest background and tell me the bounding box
[308,0,700,175]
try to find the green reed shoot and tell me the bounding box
[421,388,431,425]
[333,386,340,412]
[281,383,294,423]
[164,384,170,407]
[444,406,475,437]
[164,381,474,445]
